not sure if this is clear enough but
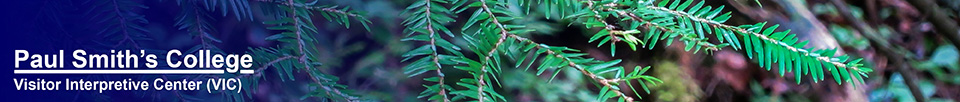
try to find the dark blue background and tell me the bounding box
[3,1,81,101]
[1,1,247,101]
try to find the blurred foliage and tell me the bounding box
[826,24,871,50]
[748,81,813,102]
[870,73,954,102]
[650,61,702,102]
[912,45,960,84]
[501,68,598,101]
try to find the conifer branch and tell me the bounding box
[236,56,296,78]
[637,0,872,84]
[475,0,509,101]
[162,0,374,101]
[281,1,359,100]
[254,0,371,31]
[574,0,722,53]
[508,34,637,102]
[256,0,362,17]
[175,1,223,52]
[287,0,308,62]
[287,1,359,100]
[317,7,363,18]
[479,0,512,37]
[611,6,723,52]
[400,0,465,101]
[452,0,662,101]
[423,0,451,101]
[400,0,878,101]
[195,9,211,50]
[109,0,142,49]
[646,6,863,72]
[584,1,622,42]
[465,1,652,99]
[400,0,467,101]
[305,68,361,102]
[247,0,366,101]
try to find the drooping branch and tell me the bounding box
[645,5,867,73]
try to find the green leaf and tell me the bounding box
[928,45,958,65]
[590,59,622,71]
[677,0,693,10]
[403,46,434,57]
[590,29,609,43]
